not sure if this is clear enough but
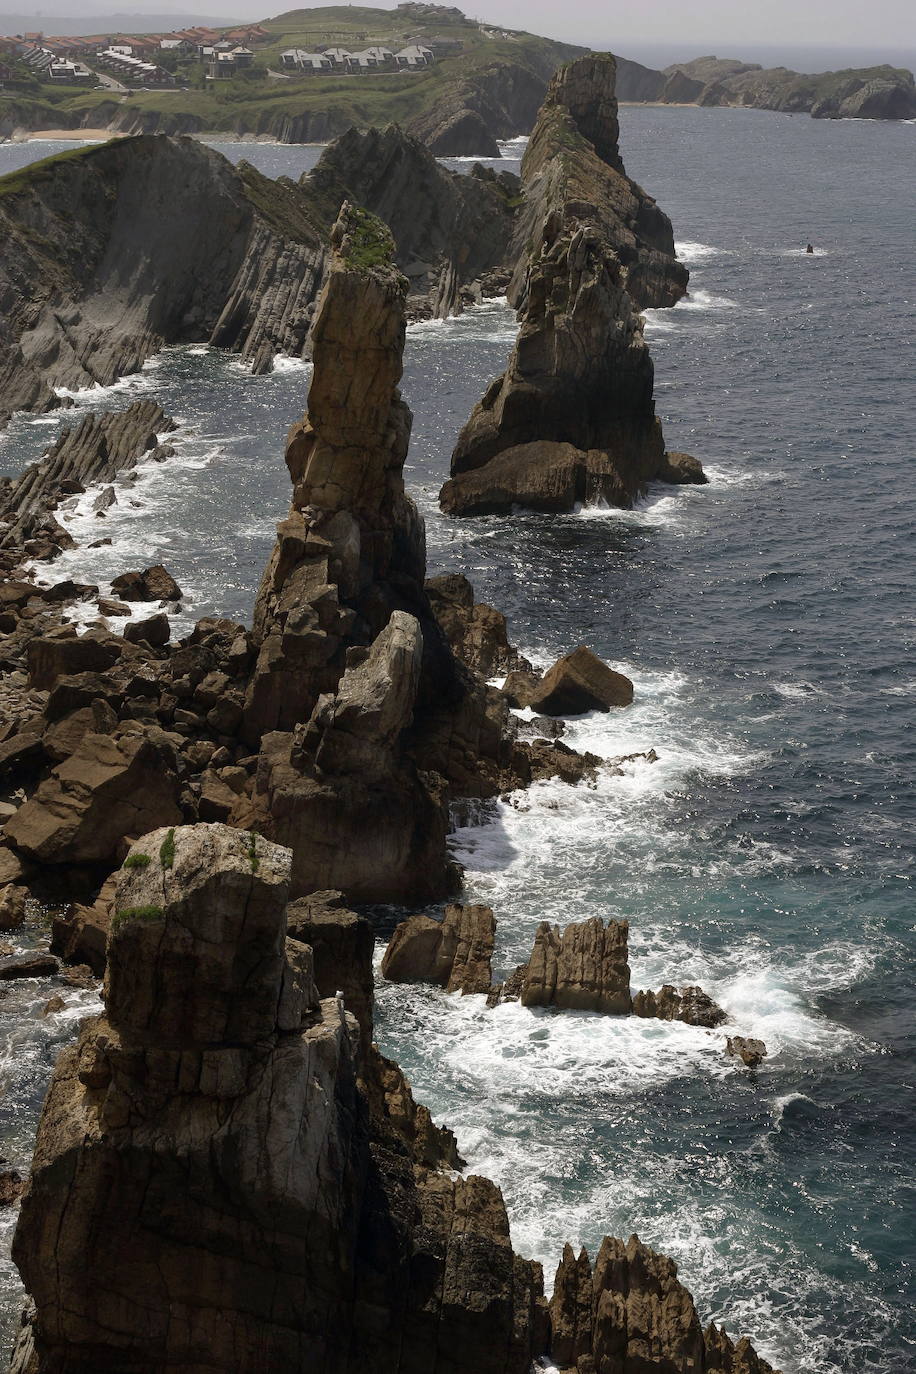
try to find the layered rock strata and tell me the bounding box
[303,125,519,319]
[550,1235,780,1373]
[0,135,327,426]
[442,55,704,516]
[10,825,780,1373]
[10,822,548,1374]
[381,901,496,995]
[0,402,176,557]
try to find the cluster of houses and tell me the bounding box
[0,23,271,88]
[279,43,435,75]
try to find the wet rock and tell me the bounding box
[123,612,170,647]
[41,995,66,1017]
[381,901,496,995]
[632,984,728,1028]
[97,598,131,617]
[658,449,709,485]
[726,1035,768,1068]
[549,1233,781,1372]
[528,646,634,715]
[0,1169,26,1205]
[0,952,59,979]
[111,564,182,603]
[0,882,27,931]
[520,916,632,1015]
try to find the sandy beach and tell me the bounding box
[16,128,122,142]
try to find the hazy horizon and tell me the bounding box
[1,0,914,71]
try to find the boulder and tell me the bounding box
[26,629,122,690]
[5,728,182,866]
[51,875,117,975]
[0,1169,25,1205]
[632,984,728,1028]
[726,1035,768,1069]
[123,612,170,647]
[381,902,496,995]
[110,564,181,602]
[425,572,529,679]
[0,882,27,931]
[528,646,634,715]
[658,450,709,485]
[520,916,632,1015]
[0,952,59,980]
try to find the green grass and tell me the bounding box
[159,828,176,870]
[123,853,151,869]
[0,7,583,140]
[340,204,395,268]
[111,904,164,931]
[0,140,116,200]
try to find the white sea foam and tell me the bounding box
[271,353,312,375]
[678,287,741,310]
[675,240,727,262]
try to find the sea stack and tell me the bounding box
[440,54,706,517]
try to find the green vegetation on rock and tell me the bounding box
[123,854,151,869]
[340,205,395,269]
[159,828,176,870]
[112,905,164,931]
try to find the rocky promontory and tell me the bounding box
[441,54,705,517]
[0,135,328,424]
[9,823,779,1372]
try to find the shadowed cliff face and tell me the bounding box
[303,125,519,319]
[441,55,701,518]
[0,135,327,427]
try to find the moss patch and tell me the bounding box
[341,205,395,270]
[159,828,176,870]
[123,853,151,870]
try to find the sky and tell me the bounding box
[2,0,913,67]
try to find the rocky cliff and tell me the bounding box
[0,135,327,426]
[613,52,916,120]
[9,824,781,1373]
[302,125,519,318]
[10,822,547,1374]
[441,55,703,517]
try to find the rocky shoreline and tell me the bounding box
[1,53,782,1374]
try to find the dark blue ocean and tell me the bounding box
[0,107,914,1372]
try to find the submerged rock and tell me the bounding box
[632,983,728,1028]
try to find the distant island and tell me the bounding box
[1,3,913,149]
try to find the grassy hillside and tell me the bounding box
[0,5,583,141]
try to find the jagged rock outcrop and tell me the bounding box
[425,573,531,680]
[726,1035,768,1068]
[0,402,176,557]
[405,55,578,156]
[502,645,634,715]
[303,124,519,318]
[10,822,549,1373]
[4,725,182,867]
[510,54,688,311]
[632,984,728,1028]
[549,1235,780,1373]
[0,135,327,427]
[442,56,703,517]
[517,916,632,1014]
[381,902,496,995]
